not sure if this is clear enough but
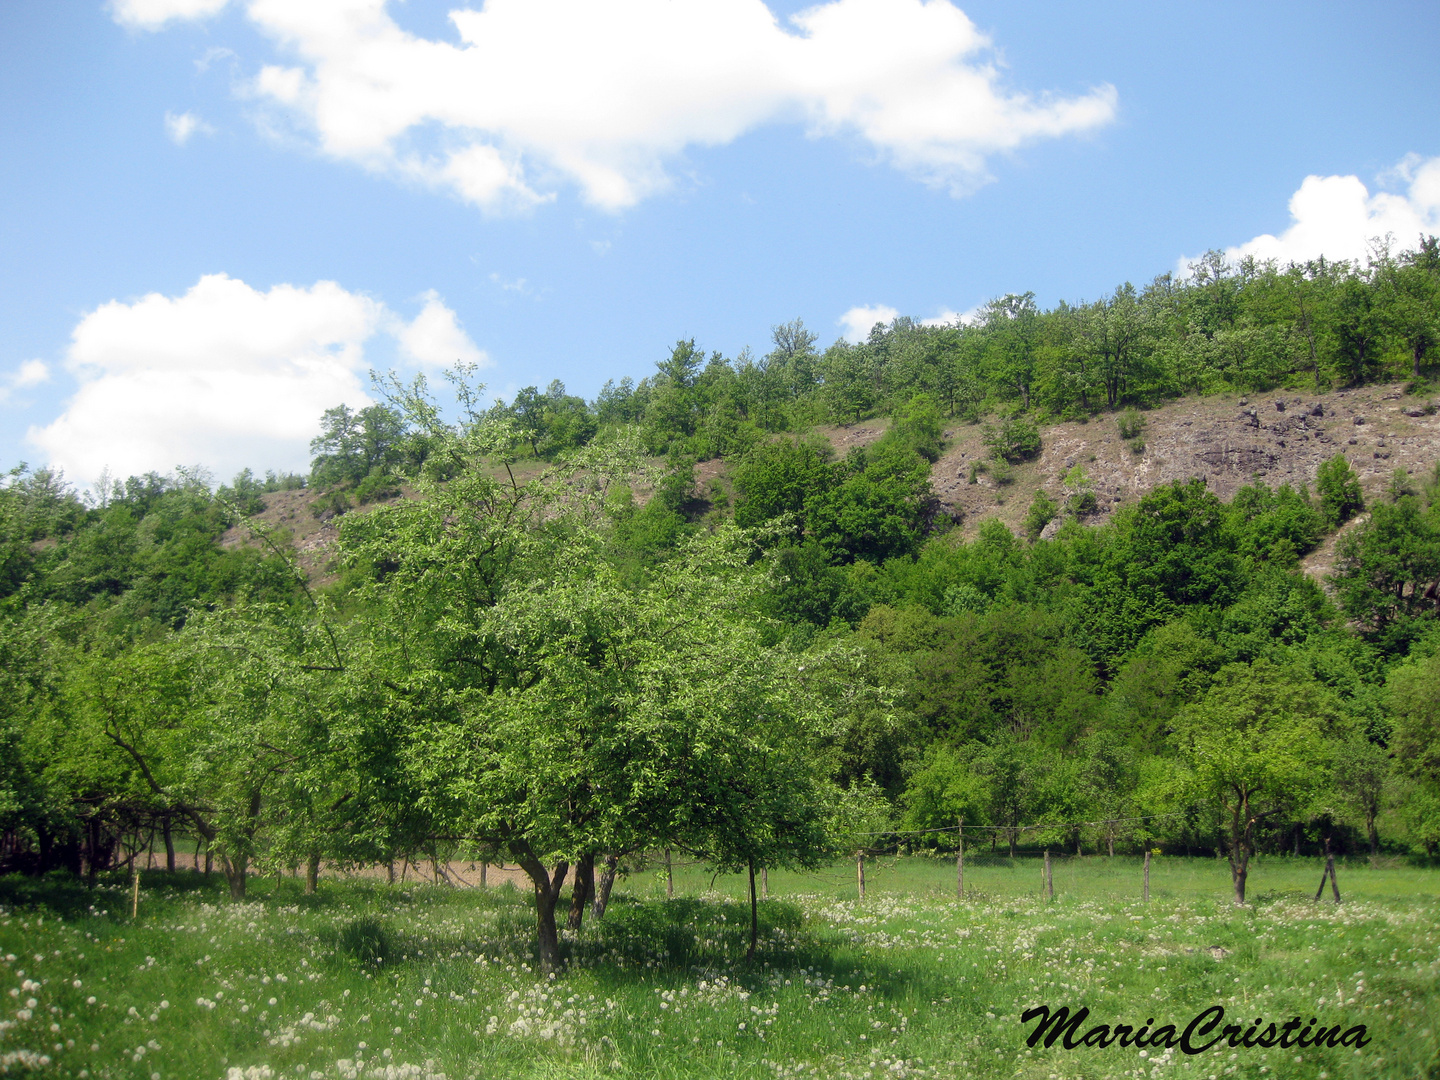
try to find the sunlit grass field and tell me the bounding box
[2,854,1437,1080]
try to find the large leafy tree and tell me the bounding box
[1333,494,1440,635]
[1172,661,1339,904]
[339,404,834,971]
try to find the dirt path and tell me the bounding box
[332,859,534,890]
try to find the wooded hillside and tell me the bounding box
[3,243,1438,951]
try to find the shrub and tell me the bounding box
[1117,408,1146,441]
[1023,489,1058,541]
[311,489,352,520]
[1063,464,1098,516]
[354,470,401,505]
[983,418,1042,464]
[1317,455,1364,527]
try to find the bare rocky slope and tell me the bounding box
[923,381,1438,541]
[227,382,1439,588]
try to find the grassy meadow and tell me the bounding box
[1,854,1437,1080]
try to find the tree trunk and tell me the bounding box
[1008,829,1016,859]
[746,859,759,961]
[305,853,320,895]
[163,819,175,873]
[514,855,569,976]
[566,853,595,932]
[591,854,619,920]
[1366,813,1379,856]
[222,852,248,900]
[1231,855,1248,906]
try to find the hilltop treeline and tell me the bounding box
[1,243,1438,944]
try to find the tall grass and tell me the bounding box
[1,855,1435,1079]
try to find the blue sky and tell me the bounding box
[2,0,1437,488]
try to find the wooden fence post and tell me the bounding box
[1315,839,1341,904]
[762,866,768,900]
[1143,849,1150,902]
[665,848,674,899]
[956,818,964,900]
[479,861,487,888]
[856,851,865,902]
[1044,850,1053,901]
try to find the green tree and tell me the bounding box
[900,743,991,835]
[803,443,937,564]
[1331,733,1390,854]
[1388,645,1440,791]
[732,436,836,530]
[340,398,835,971]
[1332,495,1440,632]
[1316,454,1365,528]
[309,404,407,488]
[1384,256,1440,378]
[1172,661,1338,904]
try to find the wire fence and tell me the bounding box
[852,807,1200,839]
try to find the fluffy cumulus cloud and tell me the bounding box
[838,304,900,343]
[921,306,982,327]
[122,0,1117,212]
[396,289,489,368]
[27,274,485,485]
[1203,154,1440,270]
[838,302,980,341]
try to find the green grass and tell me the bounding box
[2,855,1437,1080]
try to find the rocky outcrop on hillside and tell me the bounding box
[226,383,1438,588]
[920,383,1439,544]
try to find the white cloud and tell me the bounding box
[165,111,215,145]
[12,360,50,389]
[27,274,484,485]
[395,290,489,368]
[111,0,231,30]
[122,0,1116,212]
[1196,155,1440,271]
[838,304,900,343]
[0,361,50,405]
[921,305,981,327]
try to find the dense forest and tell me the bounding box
[2,243,1439,962]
